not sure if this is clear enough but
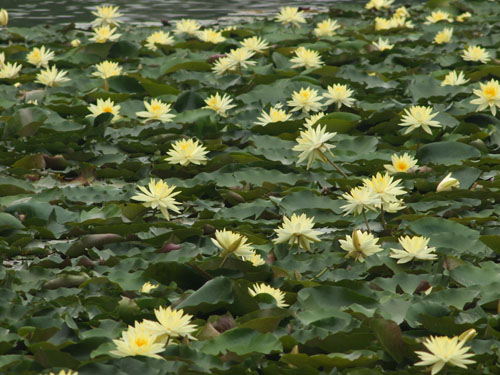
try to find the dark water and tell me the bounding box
[2,0,352,27]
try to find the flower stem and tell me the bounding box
[380,205,387,230]
[165,336,171,347]
[362,209,371,234]
[296,240,301,255]
[336,102,341,112]
[103,78,109,91]
[416,127,421,154]
[219,252,230,268]
[326,154,348,179]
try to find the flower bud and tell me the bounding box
[458,328,477,343]
[0,9,8,27]
[436,173,460,192]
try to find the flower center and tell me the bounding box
[484,87,497,98]
[102,106,113,113]
[135,337,147,348]
[396,160,408,171]
[150,104,162,114]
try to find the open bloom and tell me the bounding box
[373,38,394,51]
[273,213,322,252]
[441,70,469,86]
[390,235,437,263]
[375,15,413,30]
[136,99,175,123]
[226,48,256,70]
[174,19,201,36]
[110,321,165,359]
[425,10,453,24]
[87,98,121,122]
[304,112,325,128]
[292,125,336,169]
[0,62,22,79]
[436,173,460,192]
[197,28,225,44]
[470,79,500,116]
[290,47,324,70]
[131,178,181,220]
[255,104,292,126]
[399,105,441,135]
[27,46,55,68]
[384,153,418,174]
[395,6,409,18]
[363,172,406,204]
[91,5,123,27]
[165,138,208,166]
[212,57,234,76]
[340,185,380,216]
[365,0,394,10]
[339,230,383,262]
[204,93,236,117]
[240,36,269,53]
[92,60,122,79]
[145,31,174,51]
[144,306,197,339]
[324,84,355,109]
[211,229,255,258]
[140,282,159,293]
[275,6,306,28]
[314,19,340,38]
[0,9,8,27]
[48,371,78,375]
[244,252,266,266]
[249,284,288,308]
[462,45,490,63]
[287,87,324,113]
[415,335,475,374]
[35,66,70,87]
[90,25,121,43]
[434,27,453,44]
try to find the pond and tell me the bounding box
[2,0,356,27]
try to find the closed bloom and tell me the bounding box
[48,371,78,375]
[211,229,255,258]
[145,31,174,51]
[436,173,460,192]
[314,19,340,38]
[92,60,122,79]
[87,98,121,122]
[26,46,55,68]
[226,47,256,69]
[136,99,175,123]
[363,172,406,204]
[174,19,201,36]
[470,79,500,116]
[399,105,441,135]
[384,153,418,174]
[203,93,236,117]
[212,57,234,76]
[110,321,165,359]
[91,5,123,27]
[0,62,22,79]
[145,306,197,339]
[71,39,81,47]
[290,47,324,70]
[197,28,226,44]
[340,185,380,216]
[373,38,394,51]
[434,27,453,44]
[35,65,70,87]
[140,281,159,293]
[425,10,453,24]
[249,283,288,308]
[0,52,5,69]
[0,9,8,27]
[255,104,292,126]
[90,25,121,43]
[131,179,181,220]
[287,87,324,113]
[273,213,322,252]
[240,36,269,53]
[275,6,306,28]
[304,112,325,128]
[165,138,208,166]
[415,335,475,374]
[292,125,336,169]
[461,45,490,63]
[390,235,437,263]
[441,70,469,86]
[365,0,394,10]
[324,84,355,109]
[456,12,471,22]
[339,230,383,262]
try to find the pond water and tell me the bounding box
[2,0,356,28]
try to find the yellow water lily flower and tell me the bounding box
[384,153,418,174]
[90,25,121,43]
[48,370,78,375]
[144,306,197,339]
[212,57,234,76]
[197,28,225,44]
[243,252,266,266]
[273,213,322,252]
[456,12,471,22]
[434,27,453,44]
[140,282,159,293]
[211,229,255,258]
[390,235,437,263]
[110,321,165,359]
[145,31,174,51]
[462,45,490,63]
[226,47,256,70]
[292,125,336,169]
[415,335,475,374]
[0,9,8,27]
[275,6,306,28]
[240,36,269,53]
[304,112,326,128]
[365,0,394,10]
[136,99,175,123]
[174,19,201,36]
[375,15,413,30]
[425,10,453,24]
[373,38,394,51]
[87,98,121,123]
[131,178,181,220]
[363,172,406,204]
[287,87,324,113]
[339,230,383,262]
[440,70,469,86]
[324,84,355,109]
[91,5,123,27]
[470,79,500,116]
[0,52,5,69]
[394,6,409,18]
[290,47,324,70]
[92,60,122,79]
[35,65,70,87]
[26,45,55,68]
[71,39,81,47]
[313,19,340,38]
[436,173,460,192]
[340,185,381,216]
[249,283,288,308]
[399,105,441,135]
[255,104,292,126]
[165,138,208,166]
[204,93,236,117]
